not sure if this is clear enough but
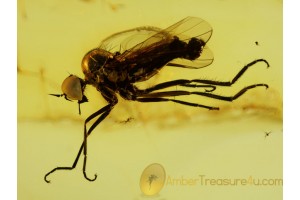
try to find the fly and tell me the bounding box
[45,17,269,183]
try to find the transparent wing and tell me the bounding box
[165,17,214,68]
[115,17,214,68]
[99,26,162,54]
[163,16,213,43]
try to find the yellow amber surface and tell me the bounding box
[18,0,282,199]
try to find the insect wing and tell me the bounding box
[124,17,213,52]
[165,17,214,68]
[164,17,213,43]
[99,26,162,54]
[115,17,214,68]
[114,28,173,60]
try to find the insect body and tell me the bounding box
[45,17,269,183]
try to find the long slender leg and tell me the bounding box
[134,83,268,111]
[80,88,118,182]
[44,104,112,183]
[187,59,269,86]
[141,59,269,94]
[82,108,112,181]
[136,97,219,110]
[141,79,216,93]
[137,84,268,102]
[189,84,268,101]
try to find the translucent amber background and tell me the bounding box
[18,0,282,199]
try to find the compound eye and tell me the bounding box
[61,75,83,101]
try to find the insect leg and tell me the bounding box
[135,97,219,110]
[186,59,269,86]
[188,84,269,101]
[134,83,267,109]
[139,59,268,94]
[44,104,112,183]
[141,79,216,93]
[82,90,118,182]
[82,107,112,182]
